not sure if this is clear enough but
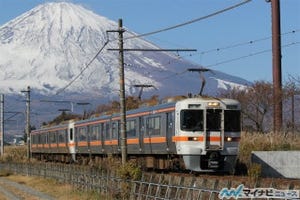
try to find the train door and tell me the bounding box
[100,123,105,153]
[68,121,76,161]
[111,120,120,153]
[166,112,175,152]
[103,122,111,153]
[138,117,144,153]
[205,109,223,150]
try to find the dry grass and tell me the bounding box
[238,131,300,167]
[6,174,107,200]
[0,145,27,163]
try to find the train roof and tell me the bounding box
[178,96,240,104]
[75,100,177,126]
[31,122,69,134]
[33,96,240,130]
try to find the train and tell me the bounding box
[31,96,241,173]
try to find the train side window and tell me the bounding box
[58,132,63,143]
[96,125,101,140]
[50,131,56,143]
[58,130,65,143]
[91,125,99,141]
[38,135,40,144]
[79,127,87,141]
[32,135,35,144]
[70,128,73,141]
[46,132,49,144]
[146,116,161,136]
[43,134,47,144]
[39,134,42,144]
[49,133,53,143]
[127,119,137,137]
[99,123,104,141]
[105,123,110,139]
[112,122,119,139]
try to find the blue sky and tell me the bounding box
[0,0,299,83]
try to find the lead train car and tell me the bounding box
[31,96,241,173]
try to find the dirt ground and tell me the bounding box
[0,175,106,200]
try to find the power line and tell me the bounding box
[200,29,299,55]
[157,29,300,67]
[140,41,300,83]
[123,0,251,41]
[206,41,300,68]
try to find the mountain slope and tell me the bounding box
[0,2,251,98]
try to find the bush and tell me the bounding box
[0,146,27,163]
[247,163,261,182]
[115,160,142,199]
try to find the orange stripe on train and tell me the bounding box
[172,136,221,142]
[144,137,166,143]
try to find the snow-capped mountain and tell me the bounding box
[0,2,251,99]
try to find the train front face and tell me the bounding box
[174,97,241,173]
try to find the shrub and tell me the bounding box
[247,163,261,182]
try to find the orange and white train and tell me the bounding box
[31,96,241,173]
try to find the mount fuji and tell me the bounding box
[0,2,250,98]
[0,2,251,136]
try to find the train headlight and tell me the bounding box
[188,137,199,141]
[208,102,220,107]
[226,137,233,142]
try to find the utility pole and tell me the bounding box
[21,86,31,159]
[267,0,282,133]
[118,19,127,165]
[0,94,4,156]
[107,19,127,164]
[107,20,197,164]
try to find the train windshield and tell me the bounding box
[206,109,222,131]
[180,110,203,131]
[224,110,241,131]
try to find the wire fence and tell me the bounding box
[1,162,298,200]
[2,162,219,200]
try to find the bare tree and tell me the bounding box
[283,75,300,133]
[222,81,274,132]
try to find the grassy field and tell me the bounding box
[238,132,300,166]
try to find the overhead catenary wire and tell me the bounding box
[55,40,109,95]
[54,1,251,96]
[152,29,300,68]
[206,41,300,68]
[123,0,252,41]
[124,39,300,84]
[136,41,300,83]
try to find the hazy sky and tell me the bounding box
[0,0,299,83]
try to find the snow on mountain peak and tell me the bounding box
[0,2,251,98]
